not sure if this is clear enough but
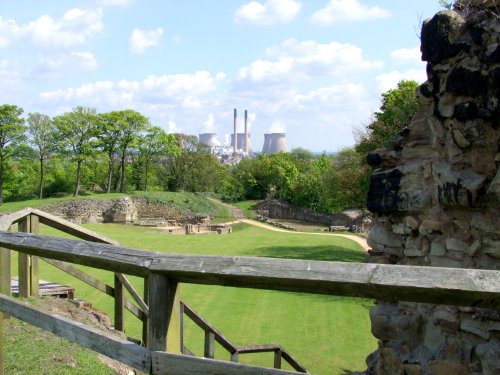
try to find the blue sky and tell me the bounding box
[0,0,442,152]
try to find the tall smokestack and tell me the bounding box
[233,108,238,154]
[244,110,248,153]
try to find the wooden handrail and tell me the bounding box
[0,231,499,309]
[0,294,297,375]
[181,302,237,354]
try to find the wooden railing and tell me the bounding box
[0,208,499,374]
[180,302,307,372]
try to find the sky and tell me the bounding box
[0,0,443,152]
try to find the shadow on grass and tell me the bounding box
[247,245,366,262]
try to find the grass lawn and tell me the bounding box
[7,222,376,374]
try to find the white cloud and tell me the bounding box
[167,120,181,134]
[390,47,422,64]
[39,71,219,109]
[238,39,382,83]
[270,120,286,132]
[311,0,390,25]
[36,51,98,74]
[375,69,427,93]
[0,9,103,49]
[98,0,134,7]
[234,0,301,25]
[129,27,163,54]
[202,114,216,132]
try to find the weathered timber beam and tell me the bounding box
[151,351,299,375]
[149,254,500,309]
[42,258,145,321]
[0,232,153,277]
[0,231,499,308]
[236,344,281,354]
[0,208,34,230]
[31,209,118,245]
[0,294,297,375]
[0,293,151,373]
[181,302,237,353]
[116,273,149,316]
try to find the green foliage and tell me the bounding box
[0,104,26,203]
[27,112,57,198]
[439,0,453,10]
[53,106,100,196]
[355,80,419,154]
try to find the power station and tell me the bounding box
[198,109,287,160]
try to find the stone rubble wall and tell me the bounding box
[255,198,372,231]
[365,4,500,375]
[40,197,203,225]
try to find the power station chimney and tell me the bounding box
[244,110,248,153]
[233,108,238,154]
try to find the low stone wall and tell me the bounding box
[254,198,372,231]
[40,197,207,225]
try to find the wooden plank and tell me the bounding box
[42,258,144,321]
[0,310,3,375]
[274,349,281,369]
[0,248,10,296]
[114,274,124,332]
[146,273,179,353]
[0,208,32,230]
[31,209,118,245]
[181,302,237,353]
[151,351,299,375]
[236,344,280,354]
[281,350,308,373]
[204,331,215,359]
[0,294,151,373]
[0,232,152,277]
[116,273,149,316]
[29,215,39,297]
[17,217,30,298]
[1,232,500,308]
[42,258,114,296]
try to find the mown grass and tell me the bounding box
[4,317,115,375]
[5,222,377,374]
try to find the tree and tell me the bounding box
[355,80,419,154]
[138,126,179,191]
[53,106,98,197]
[26,112,55,199]
[97,112,122,193]
[0,104,26,204]
[114,110,149,193]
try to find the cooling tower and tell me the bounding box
[230,133,252,154]
[199,133,220,147]
[262,134,272,154]
[269,133,287,153]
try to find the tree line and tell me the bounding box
[0,80,418,213]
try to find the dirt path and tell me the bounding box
[226,218,370,251]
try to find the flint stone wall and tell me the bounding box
[255,198,372,230]
[365,4,500,375]
[40,197,204,225]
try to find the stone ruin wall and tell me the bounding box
[365,3,500,374]
[255,198,372,230]
[41,197,196,225]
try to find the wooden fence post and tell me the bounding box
[274,349,282,369]
[144,273,180,353]
[114,274,124,332]
[17,217,30,298]
[204,331,215,359]
[0,246,10,375]
[29,215,39,297]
